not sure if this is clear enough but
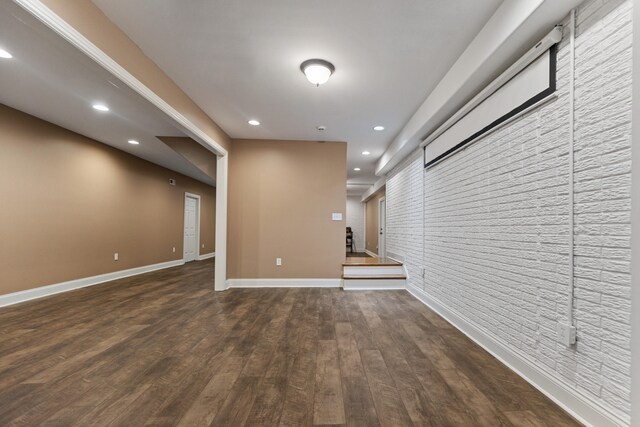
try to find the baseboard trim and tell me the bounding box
[407,284,629,427]
[197,252,215,261]
[0,259,185,308]
[226,278,341,288]
[364,249,378,258]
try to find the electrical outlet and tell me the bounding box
[557,323,576,346]
[114,252,119,261]
[276,258,282,266]
[172,247,176,253]
[202,243,205,248]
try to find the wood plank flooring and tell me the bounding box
[0,260,581,426]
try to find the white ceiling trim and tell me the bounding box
[11,0,228,157]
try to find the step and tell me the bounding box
[342,258,403,267]
[342,275,406,280]
[343,265,405,277]
[342,277,406,291]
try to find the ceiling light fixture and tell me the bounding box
[300,59,335,86]
[0,48,12,59]
[128,140,140,145]
[362,151,371,156]
[92,104,109,112]
[248,119,260,126]
[373,126,385,131]
[354,168,361,171]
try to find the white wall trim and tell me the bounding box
[226,278,341,288]
[407,284,629,427]
[364,249,378,258]
[197,252,215,261]
[214,155,228,291]
[0,259,185,308]
[12,0,227,157]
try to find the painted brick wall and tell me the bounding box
[386,149,424,290]
[385,0,633,423]
[346,196,365,252]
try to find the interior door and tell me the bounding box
[184,196,198,262]
[379,198,386,258]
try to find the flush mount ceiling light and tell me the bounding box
[92,103,109,112]
[248,119,260,126]
[300,59,335,86]
[0,48,12,59]
[354,168,361,171]
[373,126,385,131]
[362,151,371,156]
[128,140,140,145]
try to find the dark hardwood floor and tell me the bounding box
[0,260,580,426]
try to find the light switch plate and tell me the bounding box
[332,212,343,221]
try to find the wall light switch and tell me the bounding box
[276,258,282,266]
[114,252,119,261]
[332,212,343,221]
[172,247,176,253]
[202,243,205,248]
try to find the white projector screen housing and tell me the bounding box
[424,46,557,169]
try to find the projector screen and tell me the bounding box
[424,46,557,169]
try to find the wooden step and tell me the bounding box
[342,257,402,267]
[342,275,407,280]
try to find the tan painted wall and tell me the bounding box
[40,0,231,153]
[365,188,386,254]
[0,104,215,295]
[228,140,346,278]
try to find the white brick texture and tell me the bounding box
[385,0,633,424]
[387,149,424,289]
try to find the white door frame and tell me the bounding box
[378,197,386,258]
[183,192,201,262]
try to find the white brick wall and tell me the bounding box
[346,196,365,252]
[386,149,424,290]
[385,0,633,424]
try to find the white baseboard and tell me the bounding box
[0,259,185,308]
[197,252,215,261]
[226,278,341,288]
[364,249,378,257]
[407,284,629,427]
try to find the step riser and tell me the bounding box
[343,266,405,277]
[343,279,406,290]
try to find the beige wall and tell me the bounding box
[40,0,231,153]
[365,188,386,254]
[0,104,215,295]
[228,139,346,278]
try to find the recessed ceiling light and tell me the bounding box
[92,104,109,112]
[362,151,371,155]
[0,48,12,59]
[373,126,385,131]
[354,168,361,171]
[300,59,335,86]
[128,140,140,145]
[248,119,260,126]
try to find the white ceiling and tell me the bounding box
[0,1,215,186]
[92,0,502,190]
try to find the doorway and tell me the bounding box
[183,193,201,263]
[378,197,386,258]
